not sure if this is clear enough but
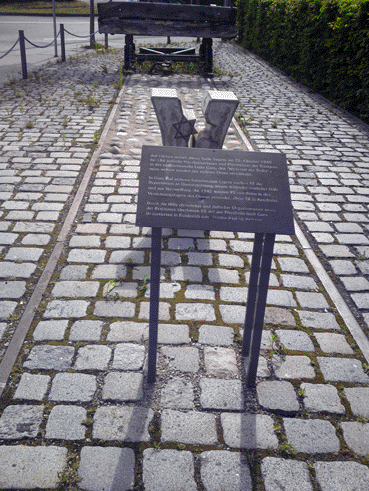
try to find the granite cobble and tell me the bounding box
[257,381,299,413]
[78,447,135,491]
[261,458,313,491]
[283,418,340,453]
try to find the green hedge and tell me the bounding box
[236,0,369,123]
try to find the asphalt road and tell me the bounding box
[0,14,197,86]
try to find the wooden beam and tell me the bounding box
[97,2,237,23]
[98,19,237,38]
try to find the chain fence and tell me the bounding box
[0,38,20,61]
[1,25,105,80]
[63,27,100,38]
[24,36,59,49]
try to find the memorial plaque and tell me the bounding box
[136,146,295,235]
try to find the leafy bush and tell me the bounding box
[236,0,369,122]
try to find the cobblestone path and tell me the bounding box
[0,42,368,490]
[214,41,369,331]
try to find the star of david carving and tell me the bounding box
[173,116,198,143]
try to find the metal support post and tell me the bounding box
[201,38,213,74]
[105,33,108,50]
[60,24,66,62]
[242,233,264,357]
[19,30,27,80]
[124,35,135,70]
[90,0,96,47]
[52,0,58,57]
[147,227,162,384]
[242,233,276,387]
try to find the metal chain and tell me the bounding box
[24,33,60,49]
[63,28,100,38]
[0,38,19,60]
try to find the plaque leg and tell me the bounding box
[202,38,213,74]
[124,35,134,70]
[147,227,162,384]
[241,233,264,357]
[245,233,275,387]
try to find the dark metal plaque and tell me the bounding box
[136,146,295,235]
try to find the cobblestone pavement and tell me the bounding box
[214,41,369,330]
[0,41,369,490]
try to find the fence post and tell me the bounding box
[60,24,66,62]
[19,30,27,80]
[90,0,96,47]
[105,33,108,50]
[52,0,58,57]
